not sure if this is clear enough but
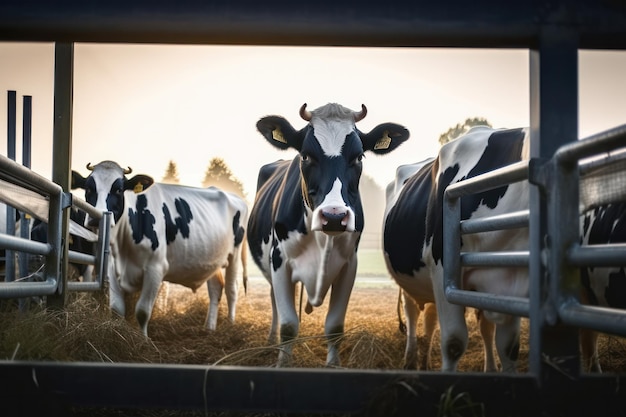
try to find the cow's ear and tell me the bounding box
[125,175,154,193]
[360,123,410,155]
[256,116,305,151]
[71,170,87,190]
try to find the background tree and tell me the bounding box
[202,157,247,200]
[438,117,492,146]
[162,160,180,184]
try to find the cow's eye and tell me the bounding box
[351,154,365,165]
[301,154,309,162]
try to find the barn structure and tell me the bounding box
[1,1,626,415]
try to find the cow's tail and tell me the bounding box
[397,288,407,334]
[241,234,249,295]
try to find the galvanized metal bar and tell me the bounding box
[560,302,626,338]
[568,244,626,267]
[461,251,529,267]
[0,154,63,196]
[445,289,530,318]
[555,124,626,166]
[460,210,529,234]
[0,234,50,256]
[445,161,529,199]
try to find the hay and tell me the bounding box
[0,278,624,416]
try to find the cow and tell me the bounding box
[71,161,248,336]
[384,126,530,372]
[247,102,410,367]
[579,202,626,372]
[384,157,498,371]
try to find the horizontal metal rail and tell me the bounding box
[460,210,529,234]
[560,302,626,337]
[567,244,626,267]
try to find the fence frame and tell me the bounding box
[1,0,626,414]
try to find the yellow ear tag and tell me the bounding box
[374,130,392,150]
[133,183,144,194]
[272,127,287,144]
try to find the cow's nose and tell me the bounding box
[321,210,348,233]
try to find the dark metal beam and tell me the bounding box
[1,361,625,416]
[0,1,625,48]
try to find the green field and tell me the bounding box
[246,248,390,278]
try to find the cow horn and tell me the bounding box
[299,103,312,121]
[123,166,133,174]
[86,163,94,171]
[354,104,367,123]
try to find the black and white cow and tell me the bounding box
[71,161,248,336]
[384,157,498,371]
[247,103,410,367]
[579,202,626,372]
[384,126,530,372]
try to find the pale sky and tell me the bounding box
[1,43,625,201]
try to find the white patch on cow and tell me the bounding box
[311,178,356,232]
[282,228,359,308]
[310,118,353,157]
[310,104,356,157]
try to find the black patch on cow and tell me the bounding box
[271,237,283,272]
[163,198,193,245]
[128,195,159,250]
[384,160,435,276]
[605,268,626,308]
[582,203,626,308]
[232,211,245,247]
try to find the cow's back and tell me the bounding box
[115,183,247,290]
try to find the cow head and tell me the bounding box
[257,103,409,235]
[71,160,154,228]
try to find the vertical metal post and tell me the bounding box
[18,96,32,278]
[47,42,74,309]
[5,90,16,283]
[528,26,580,381]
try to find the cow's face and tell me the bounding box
[257,103,410,235]
[71,161,154,228]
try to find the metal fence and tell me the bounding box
[0,154,111,298]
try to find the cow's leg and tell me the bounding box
[107,257,126,318]
[402,292,420,370]
[580,328,601,372]
[324,266,357,367]
[268,286,279,345]
[421,302,438,371]
[205,271,224,331]
[273,275,298,367]
[432,269,468,371]
[135,265,166,337]
[223,251,240,324]
[476,309,497,372]
[494,315,520,373]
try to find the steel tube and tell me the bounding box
[460,210,529,234]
